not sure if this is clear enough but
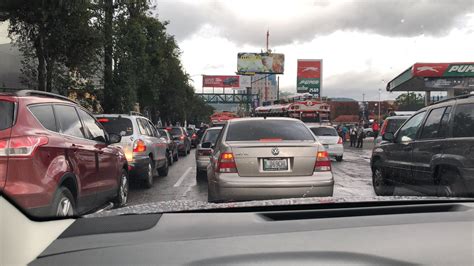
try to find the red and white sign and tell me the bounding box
[412,63,450,77]
[202,75,240,88]
[297,60,322,79]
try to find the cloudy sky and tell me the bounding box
[152,0,474,100]
[1,1,473,100]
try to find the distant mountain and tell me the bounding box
[0,42,22,88]
[329,97,356,102]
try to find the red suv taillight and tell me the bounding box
[337,137,343,144]
[133,139,146,152]
[380,120,388,136]
[314,151,331,172]
[198,149,212,156]
[216,152,237,173]
[0,136,49,157]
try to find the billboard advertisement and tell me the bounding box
[297,59,322,97]
[237,53,284,74]
[202,75,240,88]
[413,63,474,77]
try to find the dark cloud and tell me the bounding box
[153,0,474,46]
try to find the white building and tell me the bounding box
[251,74,278,105]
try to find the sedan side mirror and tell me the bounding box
[382,132,394,142]
[108,133,122,144]
[201,142,212,149]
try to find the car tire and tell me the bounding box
[143,159,154,188]
[113,169,129,207]
[158,158,169,177]
[196,170,207,180]
[336,156,343,162]
[168,150,173,166]
[187,145,191,154]
[436,168,467,197]
[51,187,75,217]
[372,161,394,196]
[174,150,179,161]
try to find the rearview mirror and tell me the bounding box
[201,142,212,149]
[108,133,122,144]
[382,132,394,142]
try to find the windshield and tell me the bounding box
[311,127,338,136]
[1,0,473,221]
[97,117,133,136]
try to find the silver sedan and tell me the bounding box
[206,117,334,202]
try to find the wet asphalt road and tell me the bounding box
[126,138,378,206]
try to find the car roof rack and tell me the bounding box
[15,90,77,104]
[430,93,474,106]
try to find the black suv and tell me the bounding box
[371,95,474,197]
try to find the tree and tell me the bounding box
[395,92,425,111]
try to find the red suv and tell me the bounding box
[0,90,129,218]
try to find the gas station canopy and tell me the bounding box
[387,62,474,92]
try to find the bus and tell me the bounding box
[255,94,330,123]
[209,111,239,126]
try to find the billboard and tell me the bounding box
[297,59,322,97]
[202,75,240,88]
[413,63,474,77]
[237,53,284,74]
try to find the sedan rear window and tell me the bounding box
[97,117,133,136]
[226,120,315,141]
[310,127,338,136]
[0,100,14,131]
[170,127,182,136]
[202,129,221,144]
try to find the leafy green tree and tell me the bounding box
[395,92,425,111]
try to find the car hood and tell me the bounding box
[86,196,464,218]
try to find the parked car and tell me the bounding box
[206,117,334,202]
[308,125,344,162]
[96,114,169,188]
[374,116,409,145]
[0,90,128,217]
[158,128,179,164]
[195,127,222,179]
[167,127,191,156]
[371,94,474,197]
[187,127,199,147]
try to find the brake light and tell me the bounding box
[337,137,343,144]
[0,136,49,157]
[192,133,197,139]
[259,138,283,142]
[216,152,237,173]
[314,151,331,172]
[133,139,146,152]
[180,135,185,141]
[198,149,212,156]
[97,118,109,123]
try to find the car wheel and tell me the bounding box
[187,145,191,154]
[158,158,169,177]
[114,169,129,207]
[168,151,173,166]
[143,159,154,188]
[436,169,467,197]
[372,161,394,196]
[196,170,207,180]
[174,150,179,161]
[51,187,75,217]
[336,156,343,162]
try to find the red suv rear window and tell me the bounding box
[0,100,15,131]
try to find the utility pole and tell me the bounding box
[378,88,381,122]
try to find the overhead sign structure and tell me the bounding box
[297,59,322,97]
[202,75,240,88]
[237,53,285,74]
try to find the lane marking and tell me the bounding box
[174,167,192,187]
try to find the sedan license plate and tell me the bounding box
[263,158,288,171]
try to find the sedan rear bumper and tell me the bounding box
[325,144,344,157]
[196,156,210,171]
[209,172,334,202]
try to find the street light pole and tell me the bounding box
[378,88,381,122]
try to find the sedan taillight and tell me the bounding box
[133,139,146,152]
[0,136,49,157]
[216,152,237,173]
[314,151,331,172]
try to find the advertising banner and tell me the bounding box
[237,53,285,74]
[413,63,474,77]
[202,75,240,88]
[297,60,322,97]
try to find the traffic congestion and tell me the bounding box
[2,1,474,265]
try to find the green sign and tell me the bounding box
[444,64,474,77]
[297,78,320,96]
